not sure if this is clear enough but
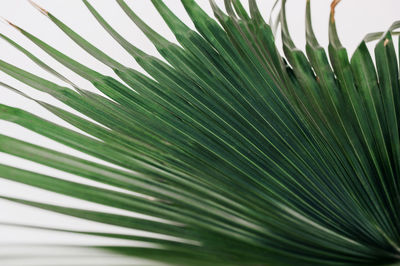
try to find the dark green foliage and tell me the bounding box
[0,0,399,265]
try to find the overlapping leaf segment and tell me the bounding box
[0,0,399,265]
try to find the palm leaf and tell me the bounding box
[0,0,399,265]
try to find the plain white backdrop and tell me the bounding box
[0,0,399,264]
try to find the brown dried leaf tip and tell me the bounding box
[28,0,49,16]
[384,38,390,47]
[330,0,342,23]
[1,17,21,31]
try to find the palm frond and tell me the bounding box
[0,0,399,265]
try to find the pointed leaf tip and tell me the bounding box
[330,0,341,23]
[1,17,21,31]
[28,0,49,16]
[0,17,8,26]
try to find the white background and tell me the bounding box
[0,0,399,264]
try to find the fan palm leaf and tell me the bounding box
[0,0,399,265]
